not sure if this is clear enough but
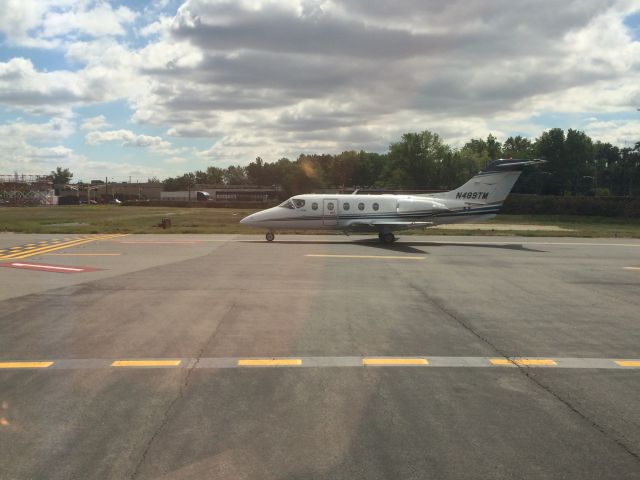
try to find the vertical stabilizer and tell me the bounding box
[437,159,545,205]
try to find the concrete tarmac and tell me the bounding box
[0,234,639,479]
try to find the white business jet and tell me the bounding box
[240,158,544,243]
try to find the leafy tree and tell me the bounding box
[195,166,224,185]
[163,173,196,191]
[223,165,249,185]
[620,142,640,196]
[535,128,593,195]
[50,167,73,185]
[386,131,449,189]
[535,128,566,195]
[458,134,503,173]
[485,134,502,161]
[353,151,388,187]
[503,136,534,158]
[564,129,593,194]
[155,129,638,198]
[328,151,360,188]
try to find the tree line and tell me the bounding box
[161,128,640,197]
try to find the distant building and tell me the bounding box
[46,181,281,204]
[0,174,54,205]
[160,191,211,201]
[162,185,281,203]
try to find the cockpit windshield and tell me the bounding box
[278,198,305,209]
[278,199,295,209]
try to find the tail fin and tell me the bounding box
[436,158,545,205]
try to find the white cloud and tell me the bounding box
[0,1,139,47]
[584,119,640,145]
[80,115,109,131]
[85,129,174,153]
[1,0,639,176]
[0,117,75,141]
[164,156,189,164]
[42,3,137,39]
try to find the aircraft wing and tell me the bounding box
[349,220,433,228]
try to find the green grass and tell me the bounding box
[415,215,640,238]
[0,205,639,238]
[0,205,262,234]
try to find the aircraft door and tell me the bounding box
[323,199,338,226]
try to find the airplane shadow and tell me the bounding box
[241,238,546,254]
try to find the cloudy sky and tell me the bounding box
[0,0,639,181]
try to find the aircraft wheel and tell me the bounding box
[380,232,396,244]
[266,231,275,242]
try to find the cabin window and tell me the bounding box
[373,202,379,211]
[312,202,318,210]
[293,199,305,208]
[358,202,365,211]
[343,202,350,211]
[278,199,295,209]
[327,202,335,211]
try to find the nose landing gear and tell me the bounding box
[266,231,275,242]
[378,232,396,244]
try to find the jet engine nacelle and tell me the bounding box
[396,197,448,214]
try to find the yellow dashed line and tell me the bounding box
[46,253,122,256]
[615,360,640,367]
[238,358,302,366]
[111,360,181,367]
[490,358,557,366]
[363,358,428,366]
[0,362,53,369]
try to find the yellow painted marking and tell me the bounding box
[0,362,53,369]
[306,254,424,260]
[111,360,181,367]
[615,360,640,367]
[362,358,428,366]
[238,358,302,366]
[490,358,557,366]
[46,253,121,256]
[2,234,125,259]
[623,267,640,271]
[0,237,90,258]
[116,241,201,244]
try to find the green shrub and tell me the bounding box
[503,195,640,217]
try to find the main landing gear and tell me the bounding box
[266,231,275,242]
[378,232,396,244]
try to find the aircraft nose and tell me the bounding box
[240,214,254,225]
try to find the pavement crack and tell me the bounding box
[409,282,640,464]
[129,303,237,479]
[516,366,640,463]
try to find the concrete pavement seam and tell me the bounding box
[128,303,238,479]
[406,280,640,465]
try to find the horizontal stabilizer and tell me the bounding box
[481,158,546,173]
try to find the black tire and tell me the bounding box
[381,232,396,244]
[266,232,275,242]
